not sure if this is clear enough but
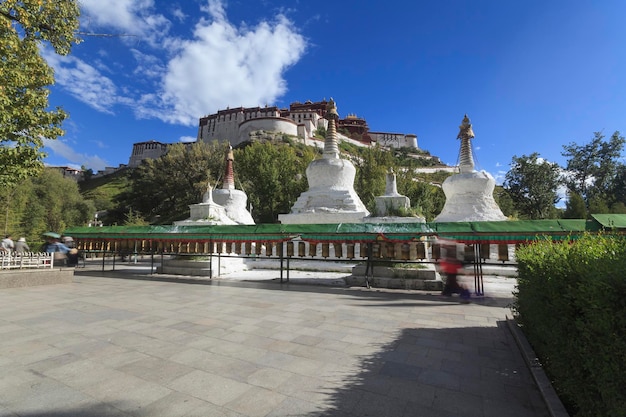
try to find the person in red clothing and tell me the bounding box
[439,245,471,302]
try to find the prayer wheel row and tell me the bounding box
[75,238,511,262]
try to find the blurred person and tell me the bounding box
[15,237,30,253]
[1,235,14,252]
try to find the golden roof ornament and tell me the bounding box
[457,114,475,141]
[325,98,339,121]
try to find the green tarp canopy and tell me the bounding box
[63,218,610,245]
[591,214,626,229]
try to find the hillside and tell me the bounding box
[79,168,131,212]
[80,139,457,224]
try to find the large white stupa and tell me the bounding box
[434,115,507,222]
[212,145,255,225]
[175,145,254,226]
[279,99,370,224]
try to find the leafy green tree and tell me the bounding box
[119,141,228,224]
[493,186,517,218]
[0,168,95,244]
[562,131,626,206]
[235,140,316,223]
[351,145,395,212]
[588,196,610,215]
[610,202,626,214]
[391,169,446,221]
[504,153,562,219]
[123,208,149,226]
[0,1,81,188]
[563,192,587,219]
[609,164,626,207]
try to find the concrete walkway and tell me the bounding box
[0,263,551,417]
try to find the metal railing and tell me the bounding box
[0,252,55,270]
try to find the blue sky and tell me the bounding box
[43,0,626,184]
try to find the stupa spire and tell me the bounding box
[457,114,475,173]
[385,168,400,196]
[323,98,340,159]
[222,144,235,190]
[202,182,214,204]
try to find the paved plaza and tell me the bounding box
[0,265,551,417]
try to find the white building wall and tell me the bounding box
[237,118,298,146]
[369,132,419,149]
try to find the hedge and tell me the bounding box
[513,234,626,417]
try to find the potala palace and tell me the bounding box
[127,99,421,169]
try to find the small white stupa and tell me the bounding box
[363,168,425,224]
[434,115,507,222]
[374,168,410,215]
[212,145,255,225]
[279,99,370,224]
[174,182,237,225]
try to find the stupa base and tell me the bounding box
[279,211,368,225]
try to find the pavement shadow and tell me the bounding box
[313,322,550,417]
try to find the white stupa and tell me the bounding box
[212,145,255,225]
[174,146,254,226]
[279,99,370,224]
[363,168,425,224]
[434,115,507,222]
[174,182,237,226]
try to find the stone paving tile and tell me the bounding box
[264,396,327,417]
[224,386,287,417]
[0,274,552,417]
[116,356,196,385]
[431,387,485,417]
[179,402,246,417]
[245,366,295,390]
[167,370,252,407]
[130,392,208,417]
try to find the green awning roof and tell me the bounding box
[591,214,626,229]
[63,218,617,245]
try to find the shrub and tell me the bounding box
[514,234,626,417]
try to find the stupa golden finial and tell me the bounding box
[457,114,475,141]
[325,98,339,120]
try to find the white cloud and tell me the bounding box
[143,0,307,125]
[130,49,167,80]
[171,6,186,23]
[52,0,307,127]
[179,136,197,143]
[79,0,170,45]
[44,138,109,171]
[494,170,507,185]
[44,50,120,114]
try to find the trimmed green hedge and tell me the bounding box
[514,234,626,417]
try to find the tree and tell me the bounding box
[235,140,316,223]
[0,168,95,244]
[493,186,517,218]
[119,141,228,224]
[351,145,395,212]
[0,1,81,187]
[562,131,626,207]
[609,164,626,208]
[503,153,562,219]
[563,192,587,219]
[392,169,447,221]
